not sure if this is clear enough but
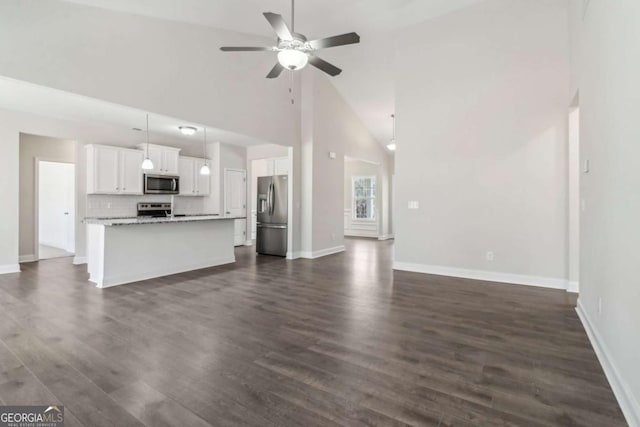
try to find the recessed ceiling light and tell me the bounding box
[179,126,198,136]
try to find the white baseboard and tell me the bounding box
[0,264,20,274]
[567,280,580,293]
[73,256,87,265]
[244,240,253,246]
[344,231,378,238]
[378,234,395,241]
[286,251,301,260]
[19,254,36,263]
[90,256,236,289]
[393,262,569,290]
[299,245,345,260]
[576,300,640,427]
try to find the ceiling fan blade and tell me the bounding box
[266,63,285,79]
[308,32,360,50]
[308,56,342,77]
[263,12,293,41]
[220,46,273,51]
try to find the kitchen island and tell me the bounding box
[84,215,238,288]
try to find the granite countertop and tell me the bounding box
[84,215,243,226]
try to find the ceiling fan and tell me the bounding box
[220,0,360,78]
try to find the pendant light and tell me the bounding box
[387,114,397,151]
[141,114,154,170]
[200,128,211,175]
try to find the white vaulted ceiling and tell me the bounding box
[61,0,484,146]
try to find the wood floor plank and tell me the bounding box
[0,238,627,427]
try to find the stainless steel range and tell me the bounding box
[137,202,172,218]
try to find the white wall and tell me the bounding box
[0,0,298,146]
[393,0,571,287]
[572,1,640,424]
[19,134,76,260]
[0,127,19,273]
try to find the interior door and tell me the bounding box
[38,161,75,254]
[224,169,246,217]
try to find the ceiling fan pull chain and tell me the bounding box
[290,70,294,105]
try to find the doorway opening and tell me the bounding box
[344,157,381,239]
[37,160,76,260]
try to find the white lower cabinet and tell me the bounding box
[86,145,144,195]
[234,219,247,246]
[179,156,210,196]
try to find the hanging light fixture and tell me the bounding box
[200,128,211,175]
[387,114,396,151]
[178,126,198,136]
[141,114,154,170]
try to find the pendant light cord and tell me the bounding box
[146,114,150,156]
[203,128,207,164]
[291,0,295,32]
[391,113,396,140]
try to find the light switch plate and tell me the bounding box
[328,151,337,159]
[408,201,419,210]
[583,159,590,173]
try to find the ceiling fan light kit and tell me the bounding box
[220,0,360,79]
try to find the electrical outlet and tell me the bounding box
[598,297,602,314]
[486,251,494,261]
[581,199,586,212]
[331,233,336,241]
[107,202,112,209]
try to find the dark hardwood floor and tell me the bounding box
[0,238,626,426]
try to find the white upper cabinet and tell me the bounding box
[266,157,289,176]
[138,144,181,175]
[86,145,144,195]
[119,149,144,194]
[195,158,211,196]
[179,157,196,196]
[179,156,210,196]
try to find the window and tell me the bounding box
[352,176,376,220]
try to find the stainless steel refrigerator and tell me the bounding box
[256,175,288,256]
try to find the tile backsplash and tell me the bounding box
[86,195,207,218]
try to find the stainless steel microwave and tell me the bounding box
[144,174,179,194]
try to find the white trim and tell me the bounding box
[576,300,640,427]
[299,245,345,260]
[378,234,395,241]
[19,254,36,263]
[73,256,87,265]
[393,262,569,290]
[90,256,236,288]
[344,231,378,238]
[286,251,302,260]
[0,264,21,274]
[567,281,579,293]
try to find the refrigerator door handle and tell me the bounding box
[257,224,287,229]
[270,182,275,216]
[266,182,272,216]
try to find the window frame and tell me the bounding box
[351,175,377,222]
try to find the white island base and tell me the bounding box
[86,217,236,288]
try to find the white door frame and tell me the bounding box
[34,158,76,261]
[223,168,247,217]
